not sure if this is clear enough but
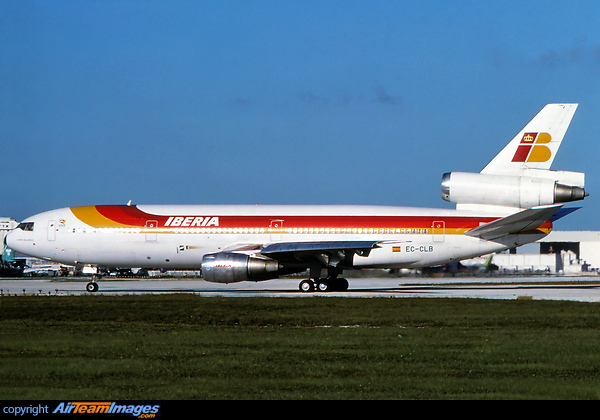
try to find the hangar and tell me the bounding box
[538,230,600,272]
[466,231,600,274]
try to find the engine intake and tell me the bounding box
[201,252,280,283]
[441,172,587,208]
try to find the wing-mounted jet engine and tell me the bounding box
[201,252,282,283]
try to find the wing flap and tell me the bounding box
[261,240,380,255]
[465,205,563,240]
[260,240,381,265]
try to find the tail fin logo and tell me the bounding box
[511,132,552,163]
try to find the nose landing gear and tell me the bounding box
[86,281,99,293]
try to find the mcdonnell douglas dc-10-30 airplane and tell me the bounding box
[6,104,588,292]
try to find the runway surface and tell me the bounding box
[2,276,600,302]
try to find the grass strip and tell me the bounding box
[1,295,599,399]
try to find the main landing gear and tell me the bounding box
[299,277,349,293]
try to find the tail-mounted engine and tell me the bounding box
[201,252,280,283]
[441,171,587,208]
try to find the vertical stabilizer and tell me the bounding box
[481,104,578,175]
[442,103,586,211]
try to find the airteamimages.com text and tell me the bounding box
[3,402,161,418]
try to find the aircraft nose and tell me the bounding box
[5,227,23,252]
[5,229,16,249]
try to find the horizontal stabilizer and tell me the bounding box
[465,205,563,240]
[549,207,580,222]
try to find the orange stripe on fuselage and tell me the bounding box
[70,206,132,228]
[69,205,553,235]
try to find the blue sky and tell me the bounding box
[2,0,599,231]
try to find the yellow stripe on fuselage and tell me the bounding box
[70,206,131,229]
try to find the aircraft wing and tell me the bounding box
[260,241,381,265]
[465,205,563,240]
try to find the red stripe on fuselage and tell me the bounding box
[95,205,169,227]
[90,205,503,231]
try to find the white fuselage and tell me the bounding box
[6,204,548,272]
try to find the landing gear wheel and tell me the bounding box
[334,277,349,291]
[317,280,330,292]
[299,279,315,293]
[86,282,99,293]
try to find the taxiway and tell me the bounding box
[1,276,600,302]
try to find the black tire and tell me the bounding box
[86,282,99,293]
[336,277,349,291]
[317,280,330,292]
[299,279,314,292]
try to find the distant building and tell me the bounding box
[539,231,600,271]
[1,217,22,275]
[0,217,18,246]
[465,231,600,274]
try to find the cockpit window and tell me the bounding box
[17,222,34,231]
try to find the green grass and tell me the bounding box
[1,295,600,399]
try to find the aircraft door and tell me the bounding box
[432,221,445,242]
[145,220,158,242]
[270,219,284,241]
[47,220,56,241]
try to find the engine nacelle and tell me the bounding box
[441,172,587,208]
[201,252,280,283]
